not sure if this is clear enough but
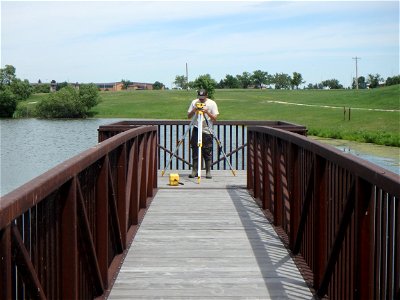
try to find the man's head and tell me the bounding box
[197,89,208,101]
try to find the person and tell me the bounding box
[187,89,219,179]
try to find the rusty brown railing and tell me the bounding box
[98,120,307,171]
[247,126,400,300]
[0,126,158,300]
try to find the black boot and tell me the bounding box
[205,160,212,179]
[189,160,198,178]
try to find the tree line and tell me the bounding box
[174,70,400,91]
[1,64,399,118]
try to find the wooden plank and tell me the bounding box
[108,171,312,299]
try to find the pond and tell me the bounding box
[1,119,399,196]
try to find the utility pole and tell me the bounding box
[352,57,360,89]
[186,62,189,90]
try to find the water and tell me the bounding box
[1,119,399,196]
[0,118,122,196]
[311,137,400,175]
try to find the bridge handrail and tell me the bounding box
[98,119,307,171]
[247,125,399,300]
[0,125,158,299]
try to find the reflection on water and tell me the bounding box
[1,119,399,196]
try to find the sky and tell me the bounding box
[1,0,399,88]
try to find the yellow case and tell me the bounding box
[169,173,180,186]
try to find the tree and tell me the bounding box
[11,79,32,100]
[222,74,240,89]
[236,72,253,89]
[321,79,343,89]
[352,76,367,89]
[291,72,304,89]
[251,70,269,88]
[367,73,383,88]
[56,81,68,91]
[121,79,132,90]
[191,74,217,99]
[273,73,292,89]
[173,75,187,89]
[0,65,31,117]
[0,65,16,86]
[386,75,400,86]
[153,81,164,90]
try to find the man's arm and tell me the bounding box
[203,108,217,122]
[187,107,197,119]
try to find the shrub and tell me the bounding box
[36,84,100,118]
[0,87,17,118]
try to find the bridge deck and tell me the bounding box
[108,171,313,299]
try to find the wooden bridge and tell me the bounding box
[1,121,399,300]
[108,171,313,299]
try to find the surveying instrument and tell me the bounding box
[161,102,236,184]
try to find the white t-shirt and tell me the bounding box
[188,98,219,134]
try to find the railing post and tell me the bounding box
[247,130,254,193]
[273,137,282,226]
[117,144,128,248]
[254,132,261,200]
[354,177,374,299]
[127,139,140,225]
[96,156,109,288]
[261,134,269,210]
[289,143,300,250]
[313,155,328,290]
[0,226,12,300]
[149,131,158,194]
[139,136,147,209]
[61,178,78,299]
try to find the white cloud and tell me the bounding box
[1,1,398,87]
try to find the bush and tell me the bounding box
[36,84,100,118]
[14,101,37,118]
[33,83,51,93]
[0,87,17,117]
[79,83,100,110]
[11,79,32,100]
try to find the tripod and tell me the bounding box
[204,117,237,178]
[161,104,236,183]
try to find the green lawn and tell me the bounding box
[24,85,400,146]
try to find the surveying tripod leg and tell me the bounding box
[204,118,237,176]
[197,111,203,184]
[161,116,196,176]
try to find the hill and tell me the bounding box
[24,85,400,146]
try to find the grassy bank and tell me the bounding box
[23,85,400,146]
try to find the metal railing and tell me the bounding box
[98,120,307,171]
[0,126,158,299]
[247,126,399,300]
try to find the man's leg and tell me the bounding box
[203,134,213,179]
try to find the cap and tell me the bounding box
[197,89,207,97]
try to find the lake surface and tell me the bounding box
[1,119,399,196]
[0,118,122,196]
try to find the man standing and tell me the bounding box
[187,89,219,179]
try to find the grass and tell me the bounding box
[21,85,400,146]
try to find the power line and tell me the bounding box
[352,57,361,89]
